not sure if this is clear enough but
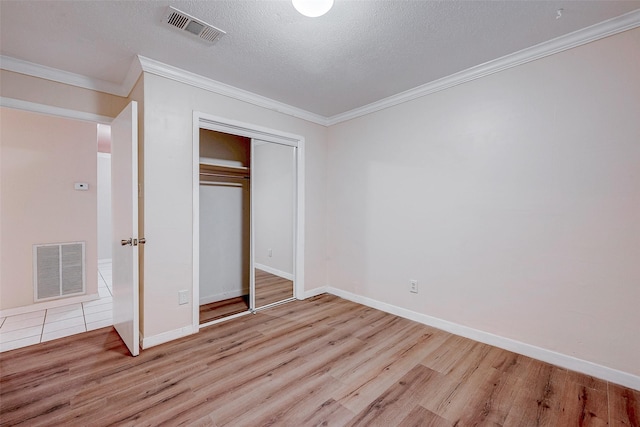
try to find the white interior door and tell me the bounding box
[111,101,140,357]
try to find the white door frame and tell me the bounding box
[192,112,305,330]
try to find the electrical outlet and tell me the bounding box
[268,248,273,257]
[409,280,418,293]
[178,290,189,305]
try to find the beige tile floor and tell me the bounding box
[0,260,113,353]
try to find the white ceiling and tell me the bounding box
[1,1,639,118]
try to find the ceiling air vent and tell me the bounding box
[163,6,226,45]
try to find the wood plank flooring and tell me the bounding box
[254,268,293,308]
[1,294,638,426]
[199,295,250,324]
[199,269,293,324]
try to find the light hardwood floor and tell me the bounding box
[199,269,293,324]
[254,269,294,308]
[1,294,638,426]
[199,295,250,324]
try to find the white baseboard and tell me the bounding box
[326,286,640,391]
[254,263,294,281]
[303,286,328,299]
[140,325,198,350]
[0,293,100,318]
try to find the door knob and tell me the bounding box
[121,238,132,246]
[139,238,146,244]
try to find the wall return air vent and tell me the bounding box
[33,242,85,302]
[163,6,226,44]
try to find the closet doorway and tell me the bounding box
[198,131,251,323]
[193,113,304,329]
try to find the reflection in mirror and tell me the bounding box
[252,140,295,308]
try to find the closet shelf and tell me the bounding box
[200,162,250,179]
[199,157,246,168]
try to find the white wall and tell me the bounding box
[253,142,294,277]
[140,73,327,339]
[326,28,640,377]
[97,153,112,261]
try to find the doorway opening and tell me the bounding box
[95,123,115,329]
[0,107,114,353]
[193,112,305,329]
[198,130,251,324]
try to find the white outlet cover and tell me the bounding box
[410,280,418,293]
[178,290,189,305]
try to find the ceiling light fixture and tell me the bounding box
[292,0,334,18]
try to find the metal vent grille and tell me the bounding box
[163,6,226,45]
[167,11,189,29]
[200,26,223,43]
[34,242,85,301]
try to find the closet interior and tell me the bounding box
[198,129,295,326]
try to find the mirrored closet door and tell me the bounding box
[198,130,297,327]
[251,140,296,309]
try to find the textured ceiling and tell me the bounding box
[1,0,639,117]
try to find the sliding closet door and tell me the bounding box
[251,140,296,309]
[193,112,305,328]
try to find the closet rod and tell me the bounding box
[199,172,250,179]
[200,181,243,187]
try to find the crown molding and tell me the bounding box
[0,55,138,97]
[327,9,640,126]
[121,58,144,96]
[2,9,638,127]
[0,52,326,125]
[137,55,328,126]
[0,97,114,124]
